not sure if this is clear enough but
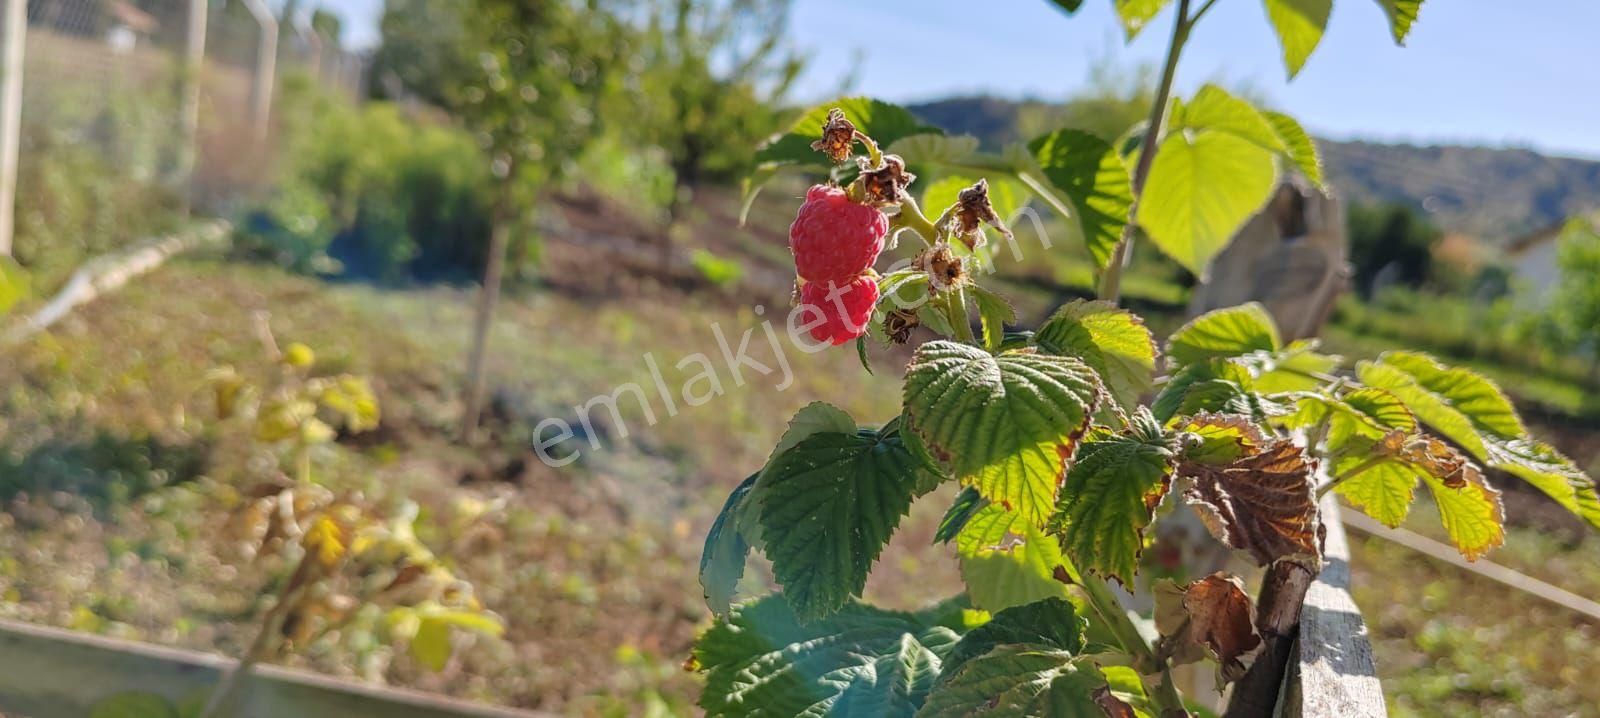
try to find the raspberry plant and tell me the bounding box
[695,1,1600,716]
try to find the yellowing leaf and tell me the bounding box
[411,615,454,672]
[1422,466,1505,561]
[305,516,347,568]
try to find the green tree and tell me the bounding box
[1347,201,1440,296]
[1540,217,1600,377]
[407,0,627,441]
[635,0,803,228]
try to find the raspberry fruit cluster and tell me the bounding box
[788,184,887,345]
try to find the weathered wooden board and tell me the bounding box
[0,616,549,718]
[1287,498,1386,717]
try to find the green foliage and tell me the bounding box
[956,504,1074,612]
[919,645,1126,718]
[1050,418,1177,583]
[1535,218,1600,369]
[1263,0,1333,78]
[939,597,1086,678]
[1033,300,1157,411]
[694,595,962,717]
[238,101,494,280]
[691,3,1598,715]
[1345,202,1441,295]
[1028,129,1135,268]
[756,419,943,620]
[903,341,1103,522]
[1164,302,1281,366]
[0,256,31,316]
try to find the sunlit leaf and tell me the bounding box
[1113,0,1176,40]
[904,341,1104,521]
[1263,0,1332,78]
[754,97,942,169]
[1166,303,1282,368]
[1034,300,1158,411]
[1029,129,1135,269]
[971,285,1017,353]
[1049,429,1178,584]
[957,504,1074,612]
[1170,85,1286,153]
[1421,465,1505,561]
[1139,131,1279,277]
[1373,0,1425,44]
[935,486,989,545]
[1263,110,1323,186]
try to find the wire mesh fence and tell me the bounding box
[1,0,365,276]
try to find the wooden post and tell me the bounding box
[241,0,278,141]
[0,0,25,257]
[175,0,207,216]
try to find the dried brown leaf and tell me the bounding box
[1180,439,1321,566]
[1154,572,1262,686]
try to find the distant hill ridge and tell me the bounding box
[906,96,1600,241]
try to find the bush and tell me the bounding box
[237,100,494,282]
[12,106,183,289]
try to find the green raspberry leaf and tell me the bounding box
[758,423,944,621]
[956,504,1075,612]
[918,645,1128,718]
[695,596,960,717]
[936,486,989,546]
[1028,129,1135,269]
[1169,85,1287,153]
[1263,110,1324,186]
[1422,466,1505,561]
[1166,302,1283,368]
[1356,353,1600,530]
[1113,0,1176,40]
[1263,0,1332,78]
[1139,130,1280,278]
[972,285,1018,353]
[701,473,758,616]
[904,341,1104,522]
[1374,0,1425,44]
[941,597,1086,679]
[1034,299,1158,411]
[1048,432,1178,584]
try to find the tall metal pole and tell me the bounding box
[0,0,26,257]
[240,0,277,141]
[175,0,207,216]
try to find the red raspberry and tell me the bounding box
[789,185,888,285]
[799,275,879,345]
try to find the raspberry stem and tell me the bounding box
[889,195,941,247]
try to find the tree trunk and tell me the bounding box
[459,199,513,445]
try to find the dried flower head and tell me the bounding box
[943,178,1013,250]
[810,108,858,164]
[914,243,967,293]
[883,308,920,344]
[858,155,916,206]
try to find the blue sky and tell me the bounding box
[324,0,1600,159]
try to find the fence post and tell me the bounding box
[175,0,208,216]
[241,0,278,141]
[0,0,25,257]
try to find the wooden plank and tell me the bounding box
[1342,510,1600,622]
[1290,498,1386,717]
[0,616,551,718]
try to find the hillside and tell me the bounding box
[907,96,1600,240]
